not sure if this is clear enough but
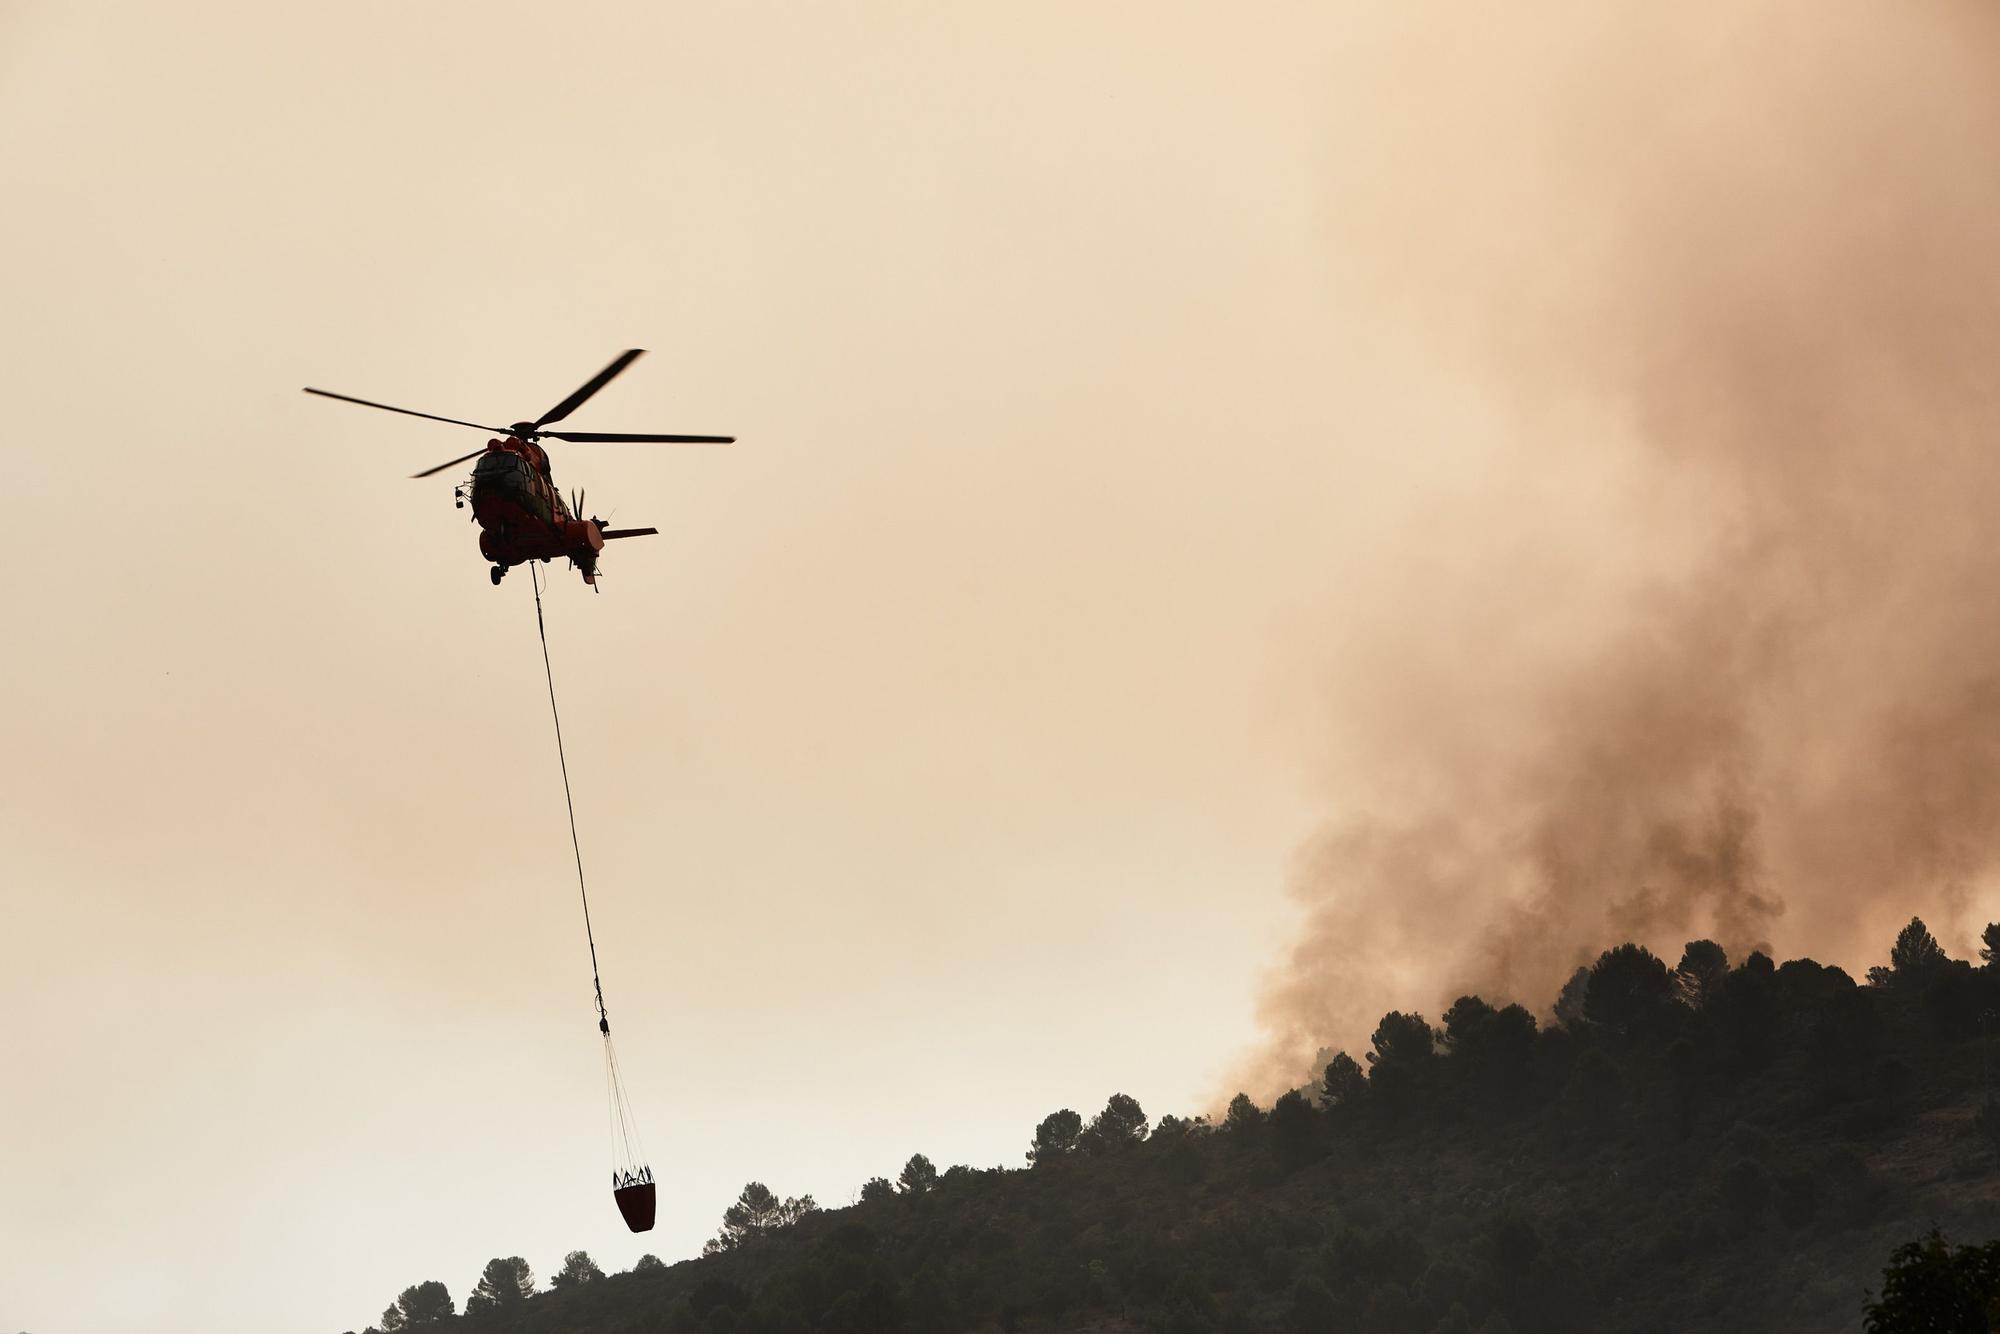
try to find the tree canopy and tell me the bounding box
[1893,918,1949,974]
[1864,1228,2000,1332]
[464,1257,532,1314]
[1083,1093,1148,1152]
[1321,1051,1367,1107]
[1676,939,1730,1008]
[383,1280,452,1327]
[549,1250,603,1289]
[897,1153,938,1195]
[704,1181,818,1254]
[1028,1108,1083,1164]
[1224,1092,1266,1132]
[1584,944,1676,1036]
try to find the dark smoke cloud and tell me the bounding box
[1247,1,2000,1094]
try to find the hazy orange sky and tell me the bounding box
[6,4,1999,1332]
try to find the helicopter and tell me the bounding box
[304,350,733,586]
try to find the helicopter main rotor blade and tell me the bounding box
[599,528,660,540]
[533,349,644,429]
[541,431,735,443]
[303,387,508,434]
[410,447,491,479]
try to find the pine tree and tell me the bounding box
[550,1250,604,1289]
[1028,1109,1083,1164]
[897,1153,939,1194]
[465,1257,533,1314]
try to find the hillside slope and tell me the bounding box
[372,928,2000,1333]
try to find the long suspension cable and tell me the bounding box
[531,565,611,1037]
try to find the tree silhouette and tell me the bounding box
[1224,1092,1266,1133]
[1028,1109,1083,1165]
[1083,1093,1148,1152]
[1367,1011,1437,1112]
[704,1181,819,1254]
[464,1257,533,1314]
[1864,1228,2000,1331]
[1554,967,1592,1029]
[550,1250,604,1289]
[1895,917,1948,970]
[1982,923,2000,967]
[1322,1052,1367,1109]
[860,1176,896,1203]
[633,1253,666,1273]
[1585,944,1676,1037]
[1873,918,1949,987]
[380,1281,452,1327]
[706,1182,777,1252]
[898,1153,938,1195]
[1444,1001,1536,1110]
[1442,995,1497,1049]
[1675,939,1729,1009]
[1369,1011,1437,1070]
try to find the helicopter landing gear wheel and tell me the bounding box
[490,565,507,586]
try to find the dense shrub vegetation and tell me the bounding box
[348,918,2000,1333]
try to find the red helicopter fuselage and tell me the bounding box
[466,436,608,582]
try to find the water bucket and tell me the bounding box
[614,1180,656,1232]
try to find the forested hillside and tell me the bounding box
[351,919,2000,1333]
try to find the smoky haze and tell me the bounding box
[1252,1,2000,1092]
[8,4,2000,1329]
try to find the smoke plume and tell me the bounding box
[1250,1,2000,1093]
